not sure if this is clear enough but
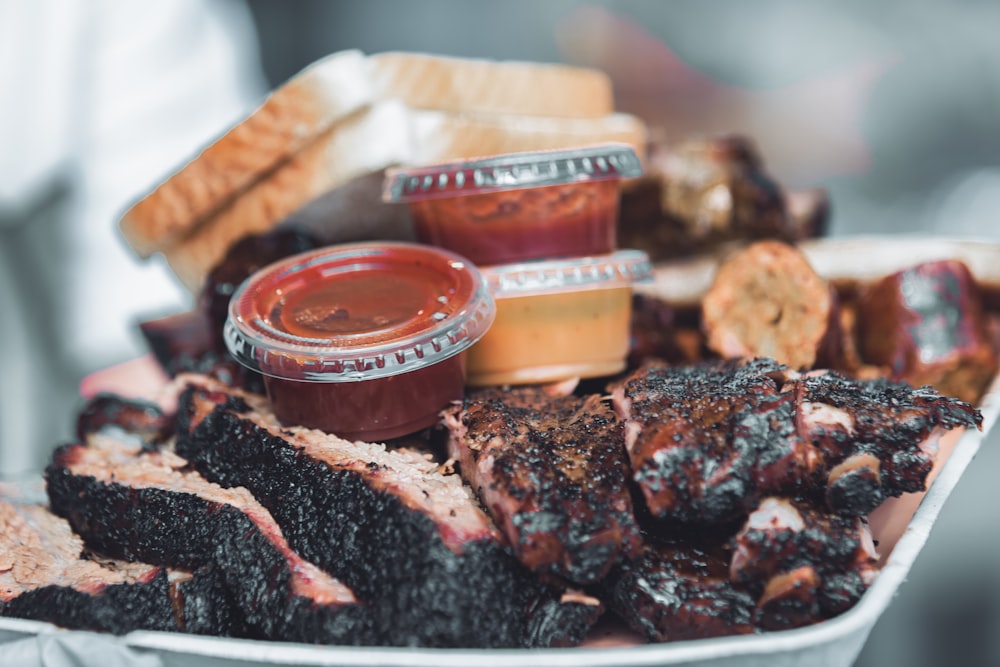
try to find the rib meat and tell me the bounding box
[731,496,880,630]
[442,387,641,585]
[617,135,806,262]
[611,358,822,524]
[174,375,602,648]
[793,370,982,514]
[612,359,981,521]
[44,431,372,645]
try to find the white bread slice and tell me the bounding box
[163,101,414,292]
[120,49,373,258]
[120,51,616,261]
[367,52,613,118]
[162,104,649,292]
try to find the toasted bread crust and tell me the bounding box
[119,49,373,258]
[368,52,613,118]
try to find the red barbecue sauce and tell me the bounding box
[382,144,642,266]
[409,179,619,266]
[225,243,494,441]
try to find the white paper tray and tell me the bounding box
[3,235,999,667]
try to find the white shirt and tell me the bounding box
[0,0,264,475]
[0,0,264,362]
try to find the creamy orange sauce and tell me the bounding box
[467,286,632,386]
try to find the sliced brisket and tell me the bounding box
[167,565,249,637]
[443,387,641,585]
[44,432,372,645]
[0,493,175,634]
[174,376,602,648]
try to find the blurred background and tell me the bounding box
[1,1,998,665]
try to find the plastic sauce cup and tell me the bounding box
[466,250,653,386]
[224,242,495,441]
[382,144,643,266]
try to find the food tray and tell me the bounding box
[2,235,999,667]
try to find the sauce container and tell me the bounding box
[224,242,495,441]
[467,250,653,386]
[382,143,643,266]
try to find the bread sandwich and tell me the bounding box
[118,50,650,292]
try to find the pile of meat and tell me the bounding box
[1,353,981,646]
[2,222,995,647]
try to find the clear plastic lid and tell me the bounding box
[224,242,495,382]
[482,250,654,298]
[381,143,643,203]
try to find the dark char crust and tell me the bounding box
[618,358,982,521]
[797,371,982,512]
[44,444,373,646]
[731,497,879,630]
[175,385,600,648]
[1,492,243,637]
[1,568,176,635]
[172,565,251,637]
[604,543,758,642]
[76,393,173,446]
[447,389,641,585]
[621,358,821,524]
[856,259,999,405]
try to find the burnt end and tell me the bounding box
[200,227,320,349]
[76,393,172,445]
[446,389,641,586]
[44,443,373,646]
[754,566,822,631]
[175,389,595,648]
[139,309,215,371]
[522,594,604,648]
[824,457,885,516]
[817,569,872,617]
[604,543,758,642]
[730,497,878,627]
[856,259,999,404]
[138,311,262,392]
[628,294,707,368]
[1,569,177,634]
